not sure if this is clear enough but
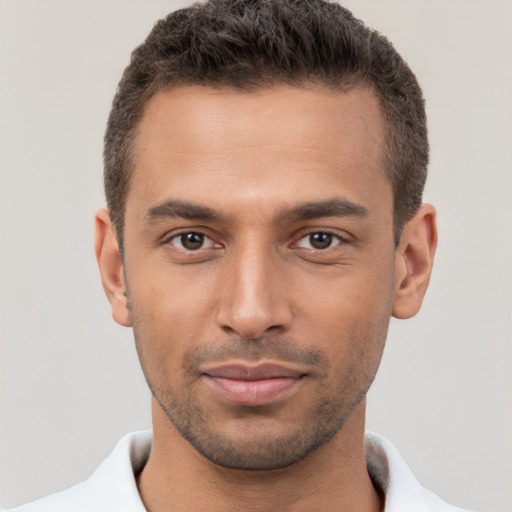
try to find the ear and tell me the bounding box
[392,204,438,319]
[94,209,132,327]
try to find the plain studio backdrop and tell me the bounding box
[1,1,511,510]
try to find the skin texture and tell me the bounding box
[95,85,437,512]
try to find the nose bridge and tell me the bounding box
[217,235,291,339]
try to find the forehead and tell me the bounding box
[128,84,390,215]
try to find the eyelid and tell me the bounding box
[291,228,349,247]
[164,229,222,250]
[296,232,343,250]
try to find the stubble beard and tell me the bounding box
[154,387,366,470]
[133,333,382,471]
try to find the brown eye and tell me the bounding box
[296,232,341,250]
[309,232,332,249]
[170,232,211,250]
[309,233,332,249]
[181,233,204,250]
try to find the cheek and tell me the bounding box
[127,267,222,388]
[296,261,395,365]
[298,265,395,328]
[319,309,390,406]
[128,256,217,330]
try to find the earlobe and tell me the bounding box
[392,204,438,319]
[94,209,132,327]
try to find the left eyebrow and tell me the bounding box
[144,199,230,224]
[278,198,369,222]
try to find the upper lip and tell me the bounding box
[203,362,306,381]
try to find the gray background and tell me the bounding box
[1,1,511,510]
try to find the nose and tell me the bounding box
[216,242,292,339]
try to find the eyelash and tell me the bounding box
[167,231,219,251]
[165,230,345,252]
[294,231,344,251]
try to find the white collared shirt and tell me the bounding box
[4,431,470,512]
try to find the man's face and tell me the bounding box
[122,85,398,469]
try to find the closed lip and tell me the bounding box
[202,362,307,380]
[202,362,307,406]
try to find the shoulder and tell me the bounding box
[3,431,152,512]
[419,488,472,512]
[3,480,98,512]
[365,432,473,512]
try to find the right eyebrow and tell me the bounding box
[144,199,229,224]
[278,198,369,222]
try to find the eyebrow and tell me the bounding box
[279,198,369,221]
[144,197,368,225]
[144,200,229,223]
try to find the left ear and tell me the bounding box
[392,204,438,319]
[95,208,132,327]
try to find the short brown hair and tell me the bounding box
[104,0,428,251]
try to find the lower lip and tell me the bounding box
[206,376,303,406]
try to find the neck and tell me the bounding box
[137,398,383,512]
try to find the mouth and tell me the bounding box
[202,362,307,406]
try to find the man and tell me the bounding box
[5,1,470,510]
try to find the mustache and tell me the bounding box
[183,336,328,371]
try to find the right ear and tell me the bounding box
[94,209,132,327]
